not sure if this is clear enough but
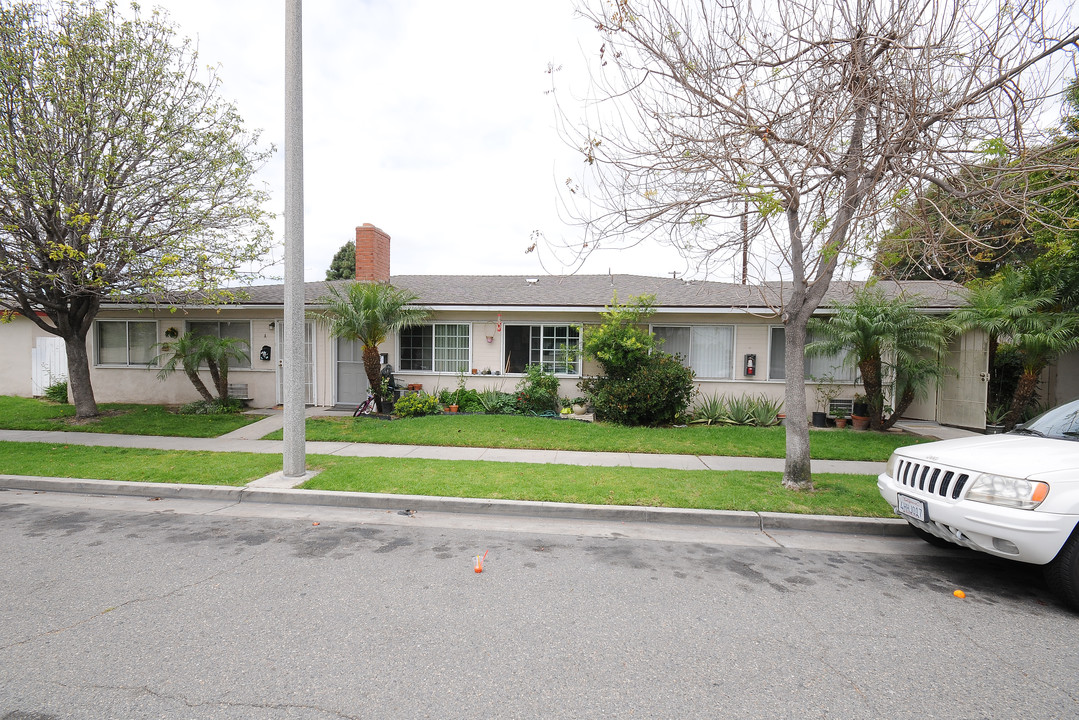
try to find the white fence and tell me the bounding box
[31,336,67,396]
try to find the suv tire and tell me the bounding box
[1043,527,1079,612]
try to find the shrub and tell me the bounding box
[478,388,517,414]
[582,293,657,379]
[457,389,484,413]
[43,379,68,404]
[394,391,440,418]
[178,398,244,415]
[515,364,561,414]
[581,352,695,426]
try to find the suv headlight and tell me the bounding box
[885,453,898,478]
[965,474,1049,510]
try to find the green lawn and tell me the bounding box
[0,442,282,485]
[270,413,923,462]
[0,442,894,517]
[0,396,264,437]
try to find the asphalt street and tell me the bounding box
[1,490,1076,720]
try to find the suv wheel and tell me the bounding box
[1044,529,1079,612]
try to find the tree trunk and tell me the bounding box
[206,359,227,399]
[782,314,813,491]
[63,332,99,418]
[881,386,915,431]
[183,367,215,402]
[859,355,884,431]
[1005,368,1041,429]
[362,344,383,411]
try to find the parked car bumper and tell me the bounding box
[878,473,1079,565]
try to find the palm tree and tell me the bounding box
[315,282,430,411]
[808,287,950,431]
[951,267,1079,428]
[155,332,250,401]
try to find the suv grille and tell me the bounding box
[894,459,970,500]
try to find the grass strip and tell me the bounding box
[273,413,923,462]
[0,396,263,438]
[0,442,893,516]
[0,442,281,486]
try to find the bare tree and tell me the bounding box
[555,0,1078,489]
[0,1,273,418]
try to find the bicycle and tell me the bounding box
[353,391,376,417]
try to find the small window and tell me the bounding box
[188,320,252,368]
[95,320,157,366]
[504,324,580,375]
[399,323,470,373]
[654,325,735,379]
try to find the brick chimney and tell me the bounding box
[354,223,391,283]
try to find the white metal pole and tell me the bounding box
[283,0,305,477]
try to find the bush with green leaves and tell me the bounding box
[177,398,244,415]
[515,364,561,414]
[582,352,695,426]
[393,391,440,418]
[478,388,518,414]
[578,293,695,426]
[582,293,657,378]
[43,379,68,404]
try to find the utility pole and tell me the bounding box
[283,0,305,477]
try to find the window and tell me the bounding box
[653,325,735,379]
[188,320,252,368]
[504,324,581,375]
[399,323,470,372]
[95,320,157,366]
[768,326,855,382]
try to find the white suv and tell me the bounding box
[878,398,1079,610]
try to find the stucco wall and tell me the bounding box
[0,315,41,397]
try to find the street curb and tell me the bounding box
[0,474,912,537]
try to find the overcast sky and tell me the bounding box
[141,0,700,283]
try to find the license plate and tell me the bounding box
[897,493,928,523]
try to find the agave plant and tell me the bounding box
[749,395,784,427]
[690,393,729,425]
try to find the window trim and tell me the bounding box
[651,323,737,380]
[397,322,473,374]
[94,319,158,367]
[502,323,582,377]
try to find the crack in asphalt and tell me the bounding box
[52,681,364,719]
[0,546,270,652]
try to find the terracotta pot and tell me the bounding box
[448,404,459,413]
[851,415,870,431]
[834,417,848,429]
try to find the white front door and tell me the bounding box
[937,329,989,429]
[275,321,315,405]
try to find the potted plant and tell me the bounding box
[571,397,587,415]
[985,405,1007,434]
[812,375,841,428]
[850,393,871,430]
